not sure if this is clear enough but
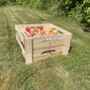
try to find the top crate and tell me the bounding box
[15,23,72,64]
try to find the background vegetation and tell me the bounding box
[0,6,90,90]
[0,0,90,29]
[0,0,90,90]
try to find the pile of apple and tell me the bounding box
[25,26,59,37]
[48,28,58,35]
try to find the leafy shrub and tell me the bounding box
[81,0,90,27]
[0,0,89,28]
[68,3,83,22]
[0,0,7,6]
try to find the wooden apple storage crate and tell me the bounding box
[15,23,72,64]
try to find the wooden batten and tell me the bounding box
[16,34,25,53]
[24,38,33,64]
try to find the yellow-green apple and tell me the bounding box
[30,30,35,37]
[53,30,58,35]
[48,27,53,32]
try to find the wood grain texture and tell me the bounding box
[24,39,33,64]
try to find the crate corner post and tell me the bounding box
[63,33,72,55]
[24,38,33,64]
[25,54,33,64]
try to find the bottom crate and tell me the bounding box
[15,23,72,64]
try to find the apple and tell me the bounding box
[48,32,53,35]
[39,26,43,30]
[30,30,35,37]
[25,26,30,32]
[30,30,35,35]
[53,30,58,35]
[34,27,38,32]
[41,33,46,36]
[40,29,46,36]
[48,28,53,32]
[30,34,33,37]
[40,30,45,34]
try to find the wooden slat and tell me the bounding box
[17,32,24,43]
[33,40,50,57]
[50,40,65,46]
[25,31,29,37]
[34,54,51,61]
[33,34,65,42]
[50,51,63,57]
[16,34,25,53]
[33,48,50,57]
[22,32,28,39]
[33,43,64,50]
[37,31,41,36]
[50,46,64,53]
[34,51,63,61]
[33,46,63,57]
[33,40,50,49]
[35,32,40,37]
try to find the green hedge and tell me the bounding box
[0,0,7,6]
[15,0,90,27]
[0,0,90,28]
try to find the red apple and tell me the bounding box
[30,30,34,37]
[30,34,33,37]
[34,27,38,32]
[40,30,46,36]
[25,26,30,32]
[48,32,53,35]
[39,26,43,30]
[41,33,46,36]
[40,29,45,34]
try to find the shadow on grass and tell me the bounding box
[83,27,90,32]
[69,46,72,53]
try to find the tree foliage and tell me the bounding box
[0,0,7,6]
[0,0,89,27]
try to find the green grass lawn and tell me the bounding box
[0,6,90,90]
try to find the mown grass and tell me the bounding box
[0,6,90,90]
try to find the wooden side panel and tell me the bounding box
[33,38,50,59]
[16,34,25,53]
[33,35,65,61]
[17,32,24,44]
[49,38,65,56]
[15,23,72,64]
